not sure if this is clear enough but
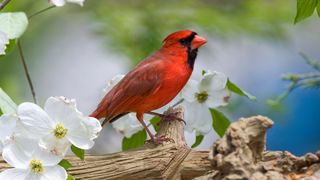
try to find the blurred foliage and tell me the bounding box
[0,0,295,102]
[88,0,293,65]
[268,53,320,106]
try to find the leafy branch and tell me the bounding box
[268,53,320,106]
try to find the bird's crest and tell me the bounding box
[162,30,195,44]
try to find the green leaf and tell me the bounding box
[71,145,85,160]
[58,159,72,170]
[294,0,318,24]
[0,88,17,114]
[191,134,204,148]
[67,175,75,180]
[122,129,147,151]
[317,3,320,16]
[0,12,28,39]
[0,39,17,58]
[150,116,160,132]
[5,39,17,55]
[210,108,230,137]
[226,79,256,100]
[202,70,207,76]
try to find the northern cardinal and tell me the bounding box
[90,30,207,143]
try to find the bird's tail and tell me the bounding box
[89,107,106,119]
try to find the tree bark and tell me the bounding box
[1,107,320,179]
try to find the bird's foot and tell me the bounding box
[147,135,173,145]
[146,111,186,125]
[161,113,186,125]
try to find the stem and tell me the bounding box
[0,0,11,11]
[28,5,55,19]
[18,41,37,104]
[172,98,184,108]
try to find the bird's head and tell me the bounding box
[162,30,207,50]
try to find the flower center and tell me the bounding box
[53,123,68,139]
[195,91,209,103]
[29,159,43,174]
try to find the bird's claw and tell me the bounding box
[147,135,174,145]
[162,114,186,125]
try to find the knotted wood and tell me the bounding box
[2,108,319,179]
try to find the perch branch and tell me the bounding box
[1,109,320,179]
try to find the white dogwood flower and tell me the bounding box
[0,114,35,155]
[0,138,66,180]
[112,113,144,138]
[0,31,9,55]
[50,0,85,7]
[0,114,17,152]
[181,71,231,135]
[18,96,102,157]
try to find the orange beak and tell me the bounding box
[191,35,207,49]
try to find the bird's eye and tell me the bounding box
[179,38,189,46]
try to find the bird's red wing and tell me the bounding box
[94,61,164,120]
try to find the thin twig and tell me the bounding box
[18,41,37,104]
[0,0,11,11]
[172,98,184,108]
[28,5,55,19]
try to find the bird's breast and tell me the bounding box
[134,63,192,112]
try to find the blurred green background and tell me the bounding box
[0,0,319,155]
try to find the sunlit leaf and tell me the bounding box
[317,3,320,17]
[67,175,75,180]
[150,116,160,132]
[71,145,85,160]
[0,88,17,114]
[58,159,72,170]
[210,108,230,137]
[0,12,28,39]
[191,134,204,148]
[122,129,147,151]
[294,0,318,24]
[226,79,256,100]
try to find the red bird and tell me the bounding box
[90,30,207,143]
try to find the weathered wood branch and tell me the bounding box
[1,107,320,179]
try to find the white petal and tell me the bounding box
[67,122,94,149]
[66,0,85,6]
[112,113,143,138]
[206,89,231,108]
[0,31,9,55]
[0,114,17,143]
[14,120,36,139]
[0,168,29,180]
[39,134,71,158]
[44,96,80,128]
[199,71,228,91]
[50,0,66,6]
[41,166,67,180]
[17,102,53,138]
[180,79,198,103]
[103,74,125,93]
[184,102,212,135]
[32,144,63,167]
[81,117,102,140]
[2,139,30,169]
